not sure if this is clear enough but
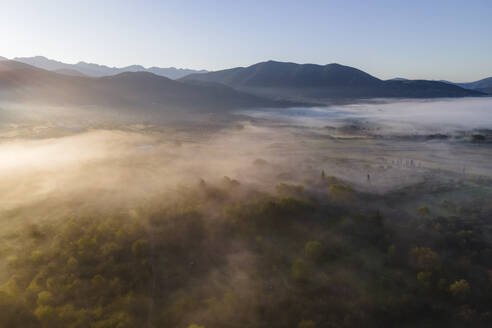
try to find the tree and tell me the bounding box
[416,271,432,288]
[0,292,39,328]
[449,280,470,299]
[291,258,308,282]
[92,312,134,328]
[222,176,240,189]
[34,305,58,327]
[387,244,396,259]
[417,205,430,217]
[328,184,353,203]
[276,183,304,197]
[304,241,323,262]
[131,239,149,258]
[298,320,316,328]
[409,247,440,272]
[37,291,53,306]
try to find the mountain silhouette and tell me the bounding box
[13,56,208,80]
[54,68,87,77]
[456,77,492,94]
[182,60,484,100]
[0,60,293,112]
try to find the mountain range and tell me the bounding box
[393,77,492,95]
[452,77,492,95]
[0,60,289,112]
[10,56,208,80]
[181,61,485,100]
[0,57,488,115]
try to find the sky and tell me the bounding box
[0,0,491,81]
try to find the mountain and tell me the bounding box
[0,60,292,112]
[54,68,87,77]
[0,56,7,61]
[479,87,492,94]
[181,61,484,100]
[13,56,207,80]
[439,77,492,95]
[456,77,492,94]
[13,56,67,71]
[182,61,380,88]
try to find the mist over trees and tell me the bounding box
[1,170,492,328]
[0,95,491,328]
[1,1,491,326]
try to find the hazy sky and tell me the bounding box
[1,0,491,81]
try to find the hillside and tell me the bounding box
[479,86,492,94]
[54,68,87,77]
[182,61,484,100]
[182,61,382,88]
[0,60,291,112]
[457,77,492,94]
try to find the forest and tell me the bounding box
[0,97,491,328]
[1,172,491,328]
[2,1,492,326]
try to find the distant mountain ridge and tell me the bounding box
[182,61,381,88]
[54,68,87,77]
[395,77,492,95]
[455,77,492,95]
[0,60,292,112]
[12,56,208,80]
[182,61,484,100]
[0,57,487,107]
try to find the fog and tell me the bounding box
[1,97,492,328]
[1,97,491,215]
[242,97,492,135]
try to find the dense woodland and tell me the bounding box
[1,174,492,328]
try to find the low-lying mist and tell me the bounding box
[1,97,491,212]
[1,97,492,328]
[242,97,492,135]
